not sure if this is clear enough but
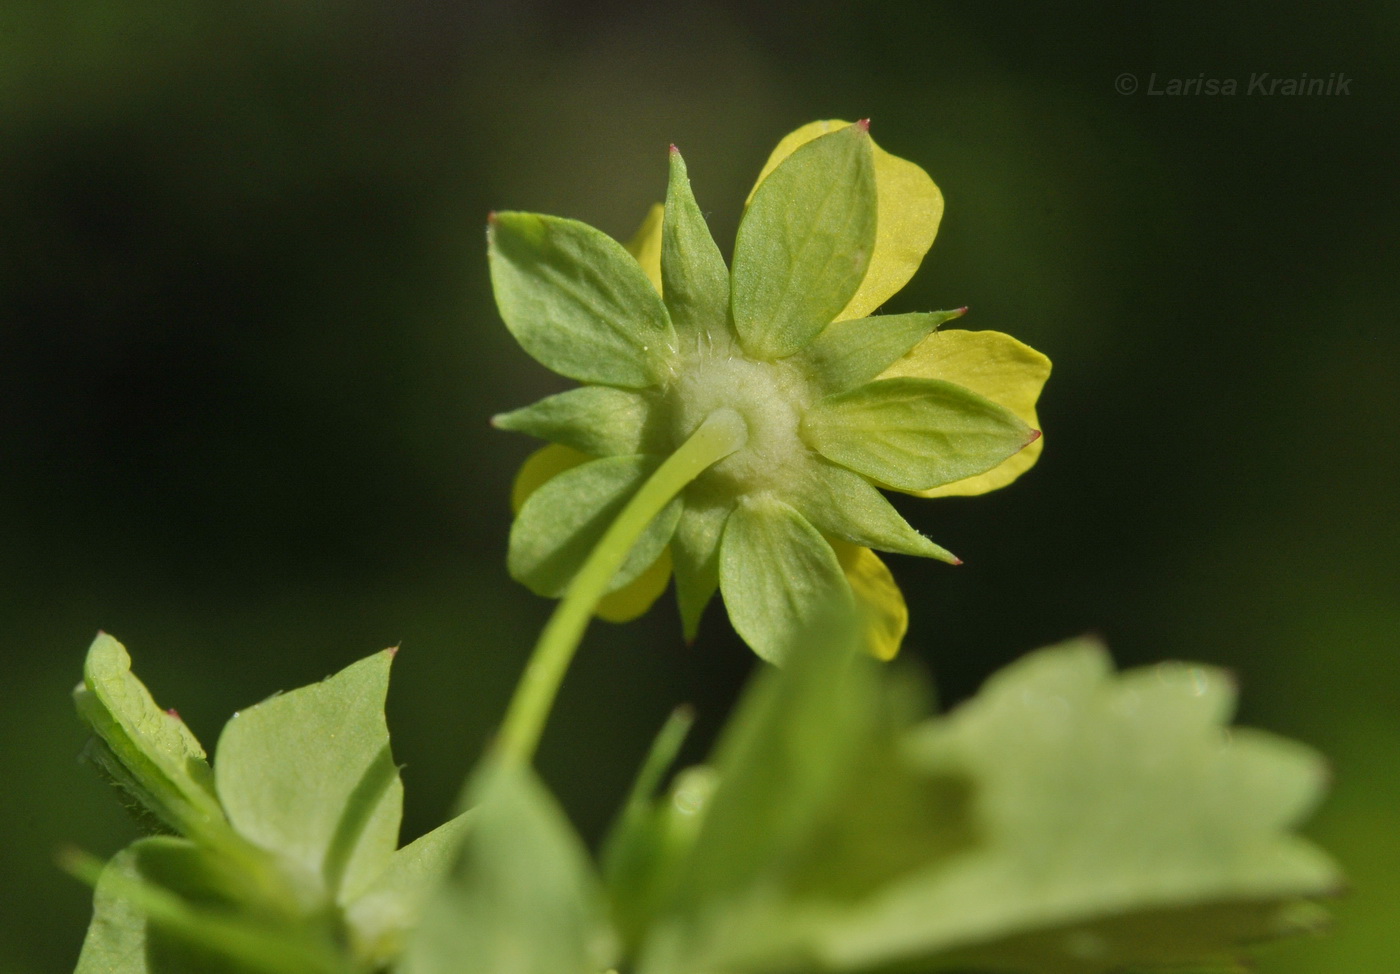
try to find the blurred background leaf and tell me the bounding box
[1,2,1395,971]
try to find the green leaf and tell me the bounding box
[400,761,617,974]
[662,147,732,347]
[796,309,965,393]
[73,633,227,840]
[75,842,156,974]
[670,496,733,641]
[717,495,854,664]
[488,211,677,388]
[801,376,1037,491]
[793,460,958,562]
[817,639,1344,973]
[213,650,403,904]
[75,838,348,974]
[601,708,700,952]
[346,812,472,967]
[509,454,681,599]
[731,124,877,360]
[638,627,973,974]
[493,386,663,457]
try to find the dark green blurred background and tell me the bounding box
[2,2,1396,970]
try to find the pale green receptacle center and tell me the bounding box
[666,341,816,496]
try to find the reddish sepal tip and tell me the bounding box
[165,708,181,719]
[668,143,679,154]
[1026,429,1043,445]
[486,211,498,224]
[952,557,965,566]
[856,118,871,132]
[386,645,400,658]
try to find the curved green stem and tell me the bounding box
[496,408,748,766]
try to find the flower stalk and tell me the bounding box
[496,408,748,765]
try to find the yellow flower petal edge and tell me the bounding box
[511,443,671,623]
[831,539,909,661]
[748,119,943,323]
[624,202,664,294]
[879,329,1052,498]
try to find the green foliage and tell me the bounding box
[65,120,1341,974]
[72,636,466,974]
[405,633,1339,974]
[213,650,403,903]
[400,762,616,974]
[73,634,226,841]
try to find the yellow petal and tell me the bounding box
[596,547,673,623]
[510,443,592,514]
[510,443,672,622]
[831,540,909,661]
[879,329,1051,498]
[624,202,664,295]
[748,120,943,322]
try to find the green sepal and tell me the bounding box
[73,633,227,841]
[794,460,959,563]
[802,376,1037,491]
[818,640,1344,973]
[214,650,403,904]
[492,386,662,457]
[731,124,877,360]
[488,211,677,388]
[796,308,966,393]
[717,495,854,664]
[401,760,617,974]
[346,811,472,967]
[662,148,732,346]
[509,454,682,599]
[670,496,733,641]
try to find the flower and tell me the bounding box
[489,120,1050,663]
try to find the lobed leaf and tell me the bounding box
[638,627,971,974]
[817,640,1344,973]
[401,761,616,974]
[75,837,347,974]
[213,650,403,904]
[346,812,472,967]
[73,633,226,840]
